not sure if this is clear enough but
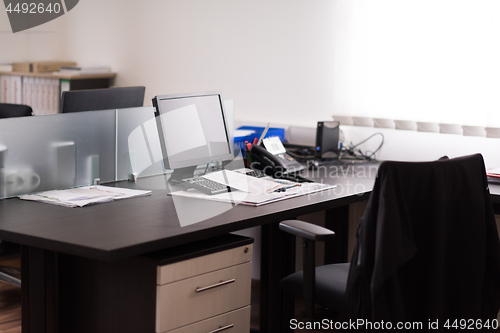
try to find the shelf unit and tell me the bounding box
[0,71,116,115]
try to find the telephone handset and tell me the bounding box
[249,141,312,182]
[249,144,287,173]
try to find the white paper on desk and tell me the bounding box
[19,186,151,208]
[487,167,500,176]
[85,186,151,200]
[292,182,336,194]
[170,182,337,206]
[202,170,279,195]
[20,193,84,208]
[170,188,287,206]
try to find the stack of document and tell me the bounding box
[487,167,500,184]
[169,170,336,206]
[19,185,151,208]
[54,66,111,75]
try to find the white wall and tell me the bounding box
[236,119,500,169]
[341,126,500,168]
[2,0,499,166]
[0,6,66,62]
[1,0,337,128]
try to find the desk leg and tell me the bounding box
[260,222,295,333]
[493,203,500,215]
[325,206,349,264]
[21,246,58,333]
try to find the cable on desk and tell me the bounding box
[286,148,316,162]
[285,132,384,167]
[339,132,385,164]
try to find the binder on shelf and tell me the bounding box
[22,77,33,109]
[41,78,47,115]
[33,77,41,115]
[29,77,60,115]
[0,75,22,104]
[10,76,22,104]
[0,75,10,103]
[50,79,59,114]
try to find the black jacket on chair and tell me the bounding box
[341,154,500,330]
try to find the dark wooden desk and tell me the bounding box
[0,164,498,333]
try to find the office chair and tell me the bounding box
[0,106,30,287]
[60,86,145,113]
[0,103,33,118]
[280,154,500,325]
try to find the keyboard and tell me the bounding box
[184,177,230,195]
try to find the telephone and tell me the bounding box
[248,137,312,182]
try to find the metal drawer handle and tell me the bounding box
[208,324,234,333]
[195,279,235,293]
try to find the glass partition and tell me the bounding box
[0,110,117,199]
[0,107,168,198]
[116,106,165,181]
[0,105,231,199]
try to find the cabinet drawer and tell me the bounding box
[157,244,253,285]
[156,262,252,332]
[165,306,251,333]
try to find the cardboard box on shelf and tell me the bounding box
[12,61,77,73]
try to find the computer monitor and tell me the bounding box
[60,86,146,113]
[152,91,233,183]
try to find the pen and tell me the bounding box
[257,123,271,145]
[266,184,281,192]
[275,180,300,185]
[273,184,301,192]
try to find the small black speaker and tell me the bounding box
[315,121,340,159]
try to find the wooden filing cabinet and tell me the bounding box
[155,241,253,333]
[58,234,253,333]
[166,307,251,333]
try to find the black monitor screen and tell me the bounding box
[153,91,233,170]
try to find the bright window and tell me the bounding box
[331,0,500,129]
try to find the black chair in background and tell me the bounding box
[280,154,500,326]
[0,104,32,286]
[60,86,146,113]
[0,103,33,119]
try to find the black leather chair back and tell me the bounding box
[343,154,500,323]
[0,103,33,118]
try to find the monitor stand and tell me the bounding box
[168,166,197,185]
